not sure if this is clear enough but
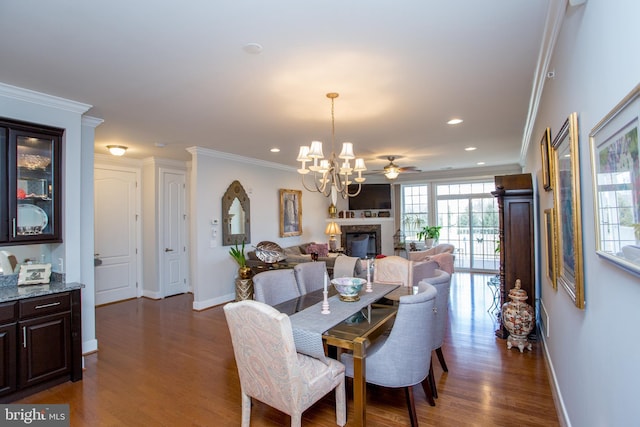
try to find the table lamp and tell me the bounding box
[325,222,341,251]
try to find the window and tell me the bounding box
[400,180,499,272]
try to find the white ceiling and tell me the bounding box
[0,1,551,179]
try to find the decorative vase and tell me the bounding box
[501,279,534,352]
[238,266,251,280]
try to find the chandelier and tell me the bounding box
[296,92,366,199]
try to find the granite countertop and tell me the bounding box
[0,281,84,303]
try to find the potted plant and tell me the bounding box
[229,240,251,279]
[417,225,442,249]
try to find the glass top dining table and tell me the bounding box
[273,283,407,427]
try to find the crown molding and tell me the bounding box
[185,146,295,172]
[0,82,92,114]
[82,115,104,128]
[520,0,567,163]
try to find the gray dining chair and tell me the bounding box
[420,269,452,402]
[253,269,300,306]
[340,282,437,427]
[224,300,346,426]
[293,261,328,294]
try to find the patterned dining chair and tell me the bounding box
[340,282,437,426]
[253,269,300,306]
[293,261,328,294]
[224,300,346,426]
[420,269,452,403]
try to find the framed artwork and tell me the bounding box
[540,127,553,191]
[589,83,640,277]
[18,263,52,285]
[279,189,302,237]
[551,112,584,308]
[544,208,557,289]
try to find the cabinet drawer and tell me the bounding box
[19,293,70,319]
[0,302,17,324]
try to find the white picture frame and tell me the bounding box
[18,263,52,285]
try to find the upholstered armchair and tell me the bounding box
[407,244,455,274]
[340,283,437,426]
[224,300,346,426]
[293,261,328,294]
[349,234,369,258]
[374,255,438,287]
[253,269,300,306]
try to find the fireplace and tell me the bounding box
[340,224,382,258]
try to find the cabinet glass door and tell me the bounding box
[10,127,61,243]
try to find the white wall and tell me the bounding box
[187,147,329,309]
[525,1,640,425]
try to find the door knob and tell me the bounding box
[165,248,174,252]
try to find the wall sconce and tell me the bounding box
[107,145,128,156]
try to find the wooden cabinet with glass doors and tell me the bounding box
[0,118,63,245]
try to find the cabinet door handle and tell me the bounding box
[12,218,16,238]
[164,248,174,252]
[22,326,26,348]
[35,301,61,310]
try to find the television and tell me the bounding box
[348,184,392,210]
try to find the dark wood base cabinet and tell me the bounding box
[0,289,82,402]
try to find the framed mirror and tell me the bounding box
[222,180,251,246]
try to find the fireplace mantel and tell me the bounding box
[326,218,395,256]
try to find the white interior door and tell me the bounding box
[94,167,139,305]
[161,169,188,297]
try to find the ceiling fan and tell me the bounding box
[369,156,421,180]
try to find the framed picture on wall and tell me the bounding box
[279,189,302,237]
[551,112,585,309]
[544,208,557,289]
[540,127,553,191]
[589,83,640,277]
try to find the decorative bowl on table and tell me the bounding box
[331,277,366,302]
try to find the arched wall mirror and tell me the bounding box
[222,180,251,246]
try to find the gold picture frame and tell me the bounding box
[589,83,640,277]
[540,127,553,191]
[551,112,584,308]
[544,208,557,289]
[279,189,302,237]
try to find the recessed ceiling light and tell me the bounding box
[465,146,477,151]
[270,148,280,153]
[447,118,464,125]
[243,43,263,54]
[477,161,485,165]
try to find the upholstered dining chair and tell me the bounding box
[293,261,328,294]
[253,269,300,306]
[224,300,346,427]
[332,255,360,279]
[420,269,452,402]
[340,282,437,427]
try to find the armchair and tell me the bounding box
[224,300,346,426]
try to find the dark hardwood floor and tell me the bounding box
[18,273,559,426]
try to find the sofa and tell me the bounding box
[246,241,364,278]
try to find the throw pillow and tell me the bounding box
[315,243,329,257]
